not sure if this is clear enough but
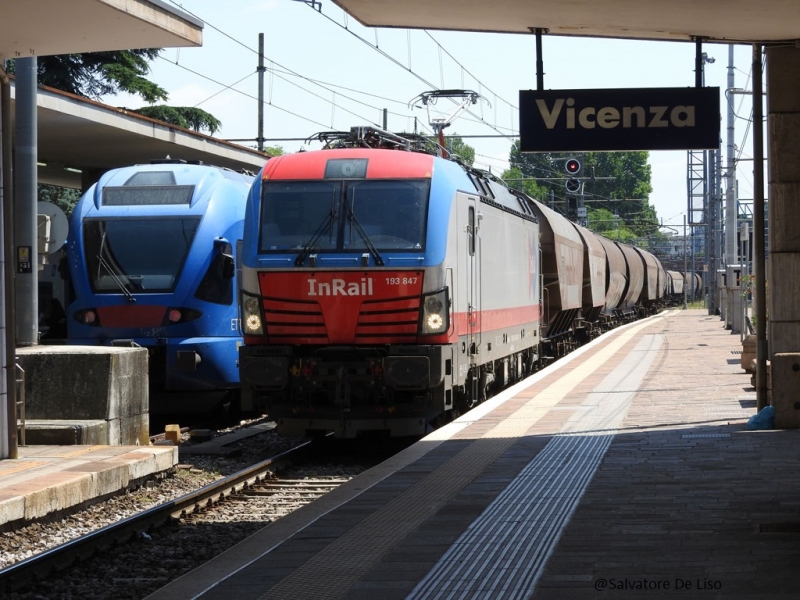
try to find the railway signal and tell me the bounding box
[565,178,581,193]
[564,157,582,193]
[565,158,582,175]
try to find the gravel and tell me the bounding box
[0,417,377,600]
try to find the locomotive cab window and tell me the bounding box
[259,181,338,252]
[346,180,428,251]
[260,178,430,253]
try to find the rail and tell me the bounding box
[0,433,329,593]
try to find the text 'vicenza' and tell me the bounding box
[536,98,696,130]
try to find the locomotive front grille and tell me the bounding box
[262,294,422,343]
[262,296,327,341]
[354,295,420,341]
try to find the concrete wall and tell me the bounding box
[767,46,800,427]
[16,345,149,445]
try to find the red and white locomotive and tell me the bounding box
[237,127,664,438]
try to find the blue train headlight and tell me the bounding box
[163,308,202,326]
[242,295,264,335]
[74,309,101,327]
[420,288,449,335]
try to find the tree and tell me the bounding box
[587,207,635,242]
[38,184,80,218]
[8,51,222,136]
[263,146,285,157]
[444,134,475,166]
[508,140,562,188]
[133,106,222,136]
[500,166,548,203]
[8,50,168,103]
[580,151,654,228]
[508,141,658,235]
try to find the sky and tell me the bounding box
[107,0,761,234]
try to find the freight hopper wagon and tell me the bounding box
[238,127,542,438]
[635,247,667,315]
[597,236,629,326]
[66,162,255,413]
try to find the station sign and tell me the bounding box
[519,87,720,152]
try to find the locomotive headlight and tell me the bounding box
[426,313,444,331]
[245,314,262,333]
[245,297,259,313]
[242,294,264,335]
[420,288,449,335]
[425,296,443,314]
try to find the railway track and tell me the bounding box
[184,477,350,523]
[0,435,330,595]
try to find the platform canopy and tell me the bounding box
[0,0,202,61]
[332,0,800,43]
[9,82,267,189]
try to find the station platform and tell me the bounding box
[0,444,178,528]
[144,309,800,600]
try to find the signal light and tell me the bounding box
[565,158,581,175]
[565,178,581,193]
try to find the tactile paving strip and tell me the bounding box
[255,317,664,600]
[406,334,663,600]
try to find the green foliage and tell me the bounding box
[582,151,658,237]
[8,50,167,103]
[9,51,226,139]
[587,207,636,242]
[428,133,475,165]
[132,105,222,135]
[38,184,80,218]
[508,140,658,236]
[263,146,285,157]
[500,166,548,202]
[445,134,475,166]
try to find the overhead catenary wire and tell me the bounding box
[423,30,518,111]
[308,5,518,142]
[164,0,519,148]
[161,0,688,219]
[163,0,432,135]
[156,55,331,130]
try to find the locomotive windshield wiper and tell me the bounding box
[347,209,384,266]
[295,210,335,267]
[96,231,136,303]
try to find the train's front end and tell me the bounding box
[66,163,252,412]
[239,145,465,438]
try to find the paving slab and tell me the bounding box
[0,445,178,527]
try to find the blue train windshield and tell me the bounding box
[259,179,429,253]
[83,218,201,293]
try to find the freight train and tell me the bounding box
[65,161,255,413]
[237,126,670,438]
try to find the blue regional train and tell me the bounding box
[65,161,255,413]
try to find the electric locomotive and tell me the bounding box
[238,127,542,438]
[66,161,255,413]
